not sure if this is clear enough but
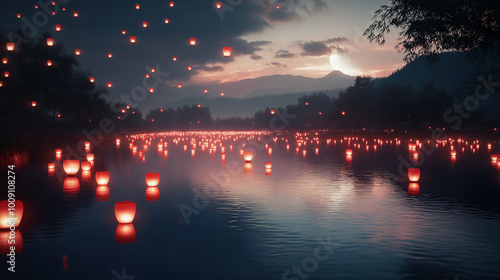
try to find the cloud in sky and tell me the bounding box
[270,62,287,67]
[275,49,297,58]
[300,37,349,56]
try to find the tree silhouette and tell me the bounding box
[364,0,500,63]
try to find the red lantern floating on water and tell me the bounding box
[95,171,110,185]
[204,89,208,93]
[115,201,136,223]
[408,168,420,182]
[216,1,222,9]
[146,187,160,201]
[6,42,15,51]
[75,49,81,55]
[17,13,21,18]
[130,36,136,43]
[189,38,196,45]
[115,223,136,244]
[46,38,54,46]
[243,151,253,162]
[63,159,80,175]
[145,173,160,187]
[222,46,231,57]
[0,200,24,229]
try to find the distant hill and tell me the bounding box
[162,89,342,118]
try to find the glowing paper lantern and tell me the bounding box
[4,71,9,78]
[216,1,222,8]
[55,149,62,156]
[145,173,160,187]
[164,18,169,24]
[47,38,54,46]
[107,82,112,88]
[222,46,231,57]
[135,4,140,9]
[0,200,24,229]
[73,11,79,17]
[17,13,21,18]
[108,53,112,58]
[115,201,136,223]
[63,159,80,175]
[189,38,196,45]
[142,21,148,28]
[0,82,3,87]
[95,171,110,185]
[115,223,136,244]
[48,163,55,169]
[86,154,94,161]
[6,42,15,51]
[2,57,7,64]
[146,187,160,201]
[89,77,95,83]
[346,149,352,156]
[149,88,154,93]
[55,24,61,31]
[243,151,253,162]
[46,60,52,66]
[177,83,182,88]
[75,49,81,55]
[32,101,37,107]
[172,56,177,61]
[170,1,174,7]
[408,168,420,182]
[130,36,136,43]
[188,66,192,70]
[265,162,272,169]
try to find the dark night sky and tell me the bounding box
[0,0,404,114]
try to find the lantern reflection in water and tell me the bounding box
[0,200,23,229]
[408,183,420,196]
[115,201,136,223]
[63,177,80,196]
[244,162,253,173]
[0,230,23,254]
[81,170,92,181]
[96,186,110,201]
[146,187,160,202]
[115,223,136,244]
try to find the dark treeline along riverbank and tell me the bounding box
[1,30,500,159]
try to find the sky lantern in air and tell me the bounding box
[6,42,15,51]
[80,161,91,171]
[3,71,9,78]
[165,18,169,24]
[145,173,160,187]
[115,201,136,223]
[55,24,61,31]
[408,168,420,182]
[190,38,196,45]
[63,159,80,175]
[172,56,177,61]
[204,89,208,93]
[73,11,79,17]
[2,57,7,64]
[188,66,192,70]
[142,21,148,28]
[89,77,95,83]
[107,82,112,88]
[75,49,81,55]
[108,53,112,58]
[46,38,54,46]
[222,46,231,57]
[130,36,136,43]
[46,60,52,66]
[122,30,126,35]
[95,171,110,185]
[32,101,37,107]
[0,200,24,229]
[135,4,140,9]
[220,92,224,96]
[178,83,182,88]
[170,1,174,7]
[216,1,222,9]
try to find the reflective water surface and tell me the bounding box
[1,132,500,280]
